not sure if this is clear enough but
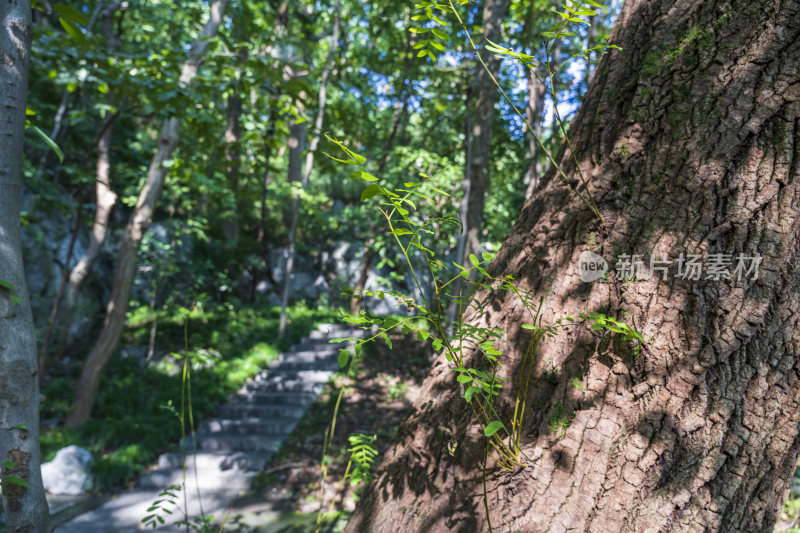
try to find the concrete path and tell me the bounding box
[55,324,360,533]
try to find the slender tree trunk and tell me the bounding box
[549,40,561,150]
[459,0,511,269]
[279,0,341,338]
[257,120,276,245]
[350,60,412,316]
[447,85,475,329]
[583,15,597,97]
[524,65,546,198]
[64,110,118,297]
[449,0,511,329]
[222,91,243,242]
[0,1,50,529]
[349,246,376,315]
[221,31,247,243]
[40,0,126,368]
[38,2,125,375]
[346,0,800,531]
[66,0,231,427]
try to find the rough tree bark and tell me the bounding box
[66,0,231,427]
[0,0,50,530]
[345,0,800,531]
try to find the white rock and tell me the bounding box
[41,445,94,495]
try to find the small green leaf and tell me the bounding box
[323,151,358,165]
[2,460,14,470]
[58,16,86,46]
[0,279,13,291]
[380,332,392,349]
[464,385,480,403]
[361,183,382,201]
[350,170,378,182]
[54,3,89,25]
[483,421,505,437]
[456,374,472,384]
[521,324,536,330]
[3,475,30,488]
[469,253,479,267]
[338,349,349,368]
[29,125,64,162]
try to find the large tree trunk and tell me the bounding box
[0,0,50,530]
[345,0,800,531]
[66,0,231,427]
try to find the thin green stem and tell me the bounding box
[483,443,494,533]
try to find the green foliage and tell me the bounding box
[322,140,642,476]
[579,311,644,355]
[548,403,576,438]
[40,303,337,489]
[344,433,378,487]
[0,278,22,305]
[142,484,180,529]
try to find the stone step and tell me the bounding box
[229,391,316,405]
[53,323,367,533]
[287,341,344,354]
[198,417,298,436]
[184,434,284,453]
[308,325,363,340]
[157,451,271,472]
[269,359,341,371]
[242,380,327,394]
[217,403,307,419]
[138,467,256,491]
[279,344,343,361]
[253,369,335,383]
[279,350,340,363]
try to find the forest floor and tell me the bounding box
[776,480,800,532]
[216,330,433,532]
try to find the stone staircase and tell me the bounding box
[56,323,362,533]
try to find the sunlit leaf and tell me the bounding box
[484,421,505,437]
